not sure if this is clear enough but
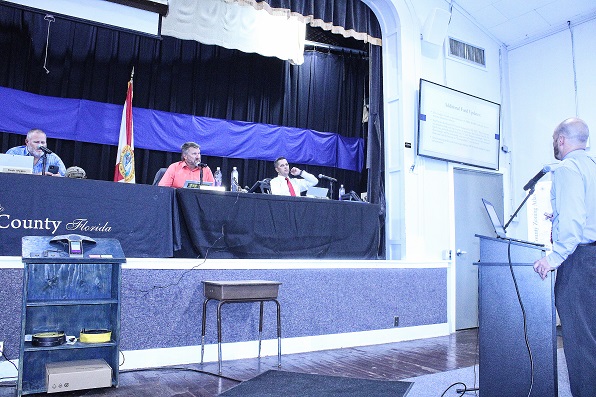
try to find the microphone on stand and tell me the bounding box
[318,174,337,182]
[523,166,551,191]
[38,145,53,155]
[196,162,208,168]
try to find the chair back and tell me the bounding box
[152,168,167,185]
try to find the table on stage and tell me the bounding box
[0,173,381,259]
[176,188,381,259]
[0,173,179,258]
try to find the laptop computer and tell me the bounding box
[306,186,329,199]
[482,198,543,246]
[0,153,34,174]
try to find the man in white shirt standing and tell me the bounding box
[269,156,318,196]
[533,117,596,397]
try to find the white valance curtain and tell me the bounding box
[232,0,382,46]
[161,0,307,64]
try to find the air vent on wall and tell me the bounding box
[448,37,486,67]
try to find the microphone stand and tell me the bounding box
[504,186,535,231]
[329,180,335,200]
[199,165,204,188]
[41,153,48,176]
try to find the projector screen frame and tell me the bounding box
[417,79,501,171]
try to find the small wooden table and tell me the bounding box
[200,280,282,374]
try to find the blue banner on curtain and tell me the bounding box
[0,86,363,172]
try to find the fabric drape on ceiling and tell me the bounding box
[162,0,307,65]
[242,0,382,45]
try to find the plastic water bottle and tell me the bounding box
[338,184,345,200]
[214,167,222,187]
[231,167,239,192]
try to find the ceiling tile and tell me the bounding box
[492,0,558,19]
[535,0,596,26]
[488,10,551,45]
[468,5,508,29]
[455,0,497,14]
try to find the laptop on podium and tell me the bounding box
[482,198,543,247]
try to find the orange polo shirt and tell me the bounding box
[158,161,215,188]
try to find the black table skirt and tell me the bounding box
[176,188,380,259]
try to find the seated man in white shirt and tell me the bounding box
[269,156,318,196]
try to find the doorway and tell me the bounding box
[454,168,503,330]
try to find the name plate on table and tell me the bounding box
[182,180,225,191]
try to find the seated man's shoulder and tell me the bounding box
[5,146,25,155]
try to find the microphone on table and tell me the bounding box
[318,174,337,182]
[38,145,53,155]
[523,166,551,191]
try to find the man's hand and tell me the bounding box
[290,167,301,176]
[533,257,554,280]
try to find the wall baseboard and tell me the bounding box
[119,323,449,370]
[0,323,449,381]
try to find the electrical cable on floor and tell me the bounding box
[120,365,242,383]
[440,381,467,396]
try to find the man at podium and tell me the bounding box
[533,117,596,397]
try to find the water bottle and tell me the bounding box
[338,184,345,200]
[231,167,239,192]
[213,167,222,187]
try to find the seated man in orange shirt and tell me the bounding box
[158,142,214,188]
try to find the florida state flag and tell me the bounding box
[114,69,135,183]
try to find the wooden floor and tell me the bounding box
[0,329,480,397]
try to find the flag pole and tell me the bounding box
[114,69,136,183]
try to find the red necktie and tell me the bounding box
[286,177,296,196]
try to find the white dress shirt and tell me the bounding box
[270,170,318,196]
[547,149,596,268]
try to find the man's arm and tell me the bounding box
[293,170,318,192]
[549,164,586,266]
[534,164,586,278]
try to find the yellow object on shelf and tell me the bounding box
[79,329,111,343]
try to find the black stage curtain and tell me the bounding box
[0,3,376,194]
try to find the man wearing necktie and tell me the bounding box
[270,156,318,196]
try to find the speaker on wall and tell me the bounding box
[421,8,451,46]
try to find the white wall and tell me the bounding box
[507,18,596,239]
[367,0,505,260]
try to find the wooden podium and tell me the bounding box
[476,235,557,397]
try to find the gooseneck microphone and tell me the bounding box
[318,174,337,182]
[523,166,551,191]
[38,145,53,155]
